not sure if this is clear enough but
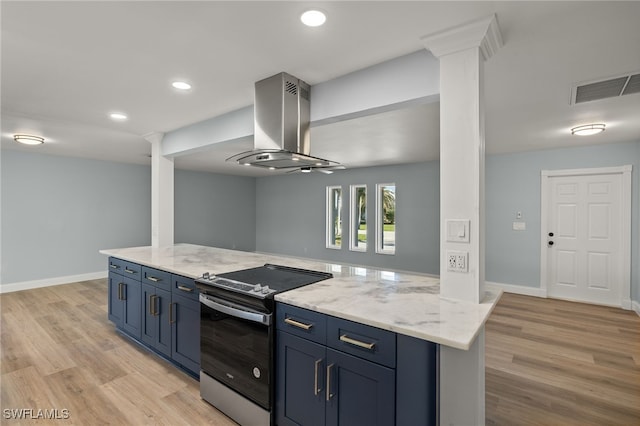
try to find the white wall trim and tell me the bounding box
[540,165,632,309]
[0,271,107,294]
[485,281,547,298]
[632,300,640,317]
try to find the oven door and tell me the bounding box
[200,293,272,409]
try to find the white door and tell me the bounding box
[545,171,625,306]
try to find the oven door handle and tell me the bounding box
[199,294,272,325]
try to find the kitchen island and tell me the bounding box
[101,243,501,425]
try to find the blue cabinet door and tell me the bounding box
[141,283,171,358]
[276,331,326,426]
[121,276,141,340]
[142,283,155,345]
[108,272,124,327]
[171,292,200,374]
[325,348,395,426]
[155,287,172,357]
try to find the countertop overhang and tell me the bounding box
[100,243,501,350]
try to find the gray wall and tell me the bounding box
[0,152,259,285]
[255,162,440,274]
[485,141,640,302]
[1,150,151,284]
[175,169,256,251]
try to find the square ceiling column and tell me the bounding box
[422,15,502,426]
[147,132,174,248]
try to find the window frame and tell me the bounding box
[349,184,367,252]
[375,183,396,255]
[325,185,343,250]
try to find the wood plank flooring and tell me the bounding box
[0,279,237,425]
[485,293,640,425]
[1,281,639,425]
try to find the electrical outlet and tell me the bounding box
[447,250,468,273]
[447,253,457,271]
[456,252,468,272]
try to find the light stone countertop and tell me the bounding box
[100,243,501,350]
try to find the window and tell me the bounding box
[349,185,367,252]
[375,183,396,254]
[326,186,342,249]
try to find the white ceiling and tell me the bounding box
[2,1,639,176]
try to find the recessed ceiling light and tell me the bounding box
[301,10,326,27]
[110,112,128,121]
[571,123,605,136]
[13,134,44,145]
[172,81,192,90]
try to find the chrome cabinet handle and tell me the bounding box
[169,302,175,324]
[147,276,161,282]
[326,363,334,401]
[314,359,322,396]
[339,334,376,350]
[284,317,313,330]
[124,268,136,274]
[110,264,120,270]
[177,285,193,292]
[118,282,124,300]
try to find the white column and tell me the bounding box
[146,132,174,248]
[422,15,502,303]
[422,15,502,426]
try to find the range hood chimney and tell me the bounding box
[228,72,342,171]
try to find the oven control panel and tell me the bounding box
[198,273,276,298]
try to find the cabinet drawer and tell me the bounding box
[141,266,171,289]
[108,257,125,274]
[172,274,198,300]
[276,303,327,345]
[121,260,142,279]
[327,316,396,368]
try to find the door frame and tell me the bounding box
[540,165,632,309]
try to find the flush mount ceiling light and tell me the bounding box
[110,112,128,121]
[13,134,44,145]
[300,10,326,27]
[571,123,606,136]
[172,81,192,90]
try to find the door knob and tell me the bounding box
[548,241,554,246]
[548,232,554,237]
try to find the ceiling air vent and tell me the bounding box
[622,74,640,96]
[572,71,640,104]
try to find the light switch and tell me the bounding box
[513,221,526,231]
[446,219,470,243]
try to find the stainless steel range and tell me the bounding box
[195,264,332,426]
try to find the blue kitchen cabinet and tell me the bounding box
[141,282,172,358]
[276,302,437,426]
[325,348,395,426]
[108,258,142,341]
[277,330,327,426]
[108,272,124,326]
[171,289,200,374]
[276,303,397,426]
[121,276,142,339]
[107,259,200,377]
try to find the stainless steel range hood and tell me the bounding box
[227,72,342,171]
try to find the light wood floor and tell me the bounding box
[0,279,237,425]
[1,281,639,425]
[486,292,640,425]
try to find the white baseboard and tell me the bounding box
[632,300,640,317]
[485,281,547,298]
[0,271,108,294]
